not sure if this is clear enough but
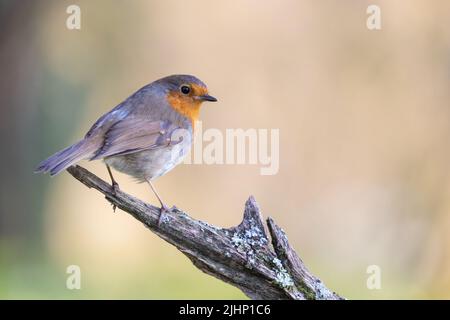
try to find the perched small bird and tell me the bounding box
[36,74,217,216]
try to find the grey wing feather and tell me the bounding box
[85,103,130,139]
[90,118,173,160]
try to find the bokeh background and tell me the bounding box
[1,0,449,299]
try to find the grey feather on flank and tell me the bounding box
[90,119,167,160]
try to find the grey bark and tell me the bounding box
[66,165,343,300]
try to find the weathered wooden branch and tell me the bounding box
[66,165,343,300]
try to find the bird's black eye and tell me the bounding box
[180,85,191,95]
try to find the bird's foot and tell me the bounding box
[110,182,120,212]
[157,203,171,227]
[111,181,120,195]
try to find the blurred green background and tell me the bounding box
[1,0,449,299]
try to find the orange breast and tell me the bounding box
[166,92,201,128]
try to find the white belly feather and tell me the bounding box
[104,128,192,182]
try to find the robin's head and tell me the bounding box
[159,75,217,125]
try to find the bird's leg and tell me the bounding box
[146,179,170,226]
[106,164,120,193]
[106,164,120,212]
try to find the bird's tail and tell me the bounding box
[35,139,97,176]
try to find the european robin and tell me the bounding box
[36,75,217,218]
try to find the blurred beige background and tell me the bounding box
[0,0,449,299]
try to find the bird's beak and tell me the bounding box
[199,94,217,102]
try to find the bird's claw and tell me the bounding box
[110,182,120,212]
[111,182,120,195]
[157,204,171,227]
